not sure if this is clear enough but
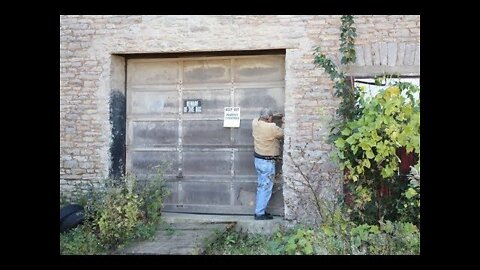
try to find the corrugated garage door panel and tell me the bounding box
[126,55,285,215]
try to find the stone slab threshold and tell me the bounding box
[115,212,285,255]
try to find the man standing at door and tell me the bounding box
[252,108,284,220]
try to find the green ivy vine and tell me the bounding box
[314,15,360,141]
[339,15,357,65]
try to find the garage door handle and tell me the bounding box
[176,172,184,179]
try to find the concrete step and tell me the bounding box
[162,212,285,235]
[115,212,285,255]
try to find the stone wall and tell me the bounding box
[60,15,420,222]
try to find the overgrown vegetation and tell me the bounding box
[204,218,419,255]
[60,169,170,254]
[333,82,420,225]
[95,179,141,249]
[314,15,420,226]
[314,15,360,130]
[204,15,420,255]
[397,166,420,225]
[60,226,104,255]
[203,229,270,255]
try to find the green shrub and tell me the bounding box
[333,82,420,224]
[387,221,420,255]
[60,170,170,253]
[396,169,420,225]
[279,219,419,255]
[203,218,419,255]
[95,181,142,250]
[316,216,419,255]
[133,222,158,240]
[316,208,353,254]
[136,168,170,226]
[60,226,103,255]
[273,227,316,255]
[351,220,420,255]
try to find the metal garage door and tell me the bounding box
[126,54,285,215]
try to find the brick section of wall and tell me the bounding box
[60,179,104,203]
[60,15,420,222]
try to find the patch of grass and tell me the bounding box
[134,222,158,240]
[164,227,175,236]
[60,225,104,255]
[203,230,270,255]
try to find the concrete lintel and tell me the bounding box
[342,65,420,77]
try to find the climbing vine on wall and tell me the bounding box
[339,15,357,65]
[314,15,360,142]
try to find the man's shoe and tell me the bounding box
[254,214,273,220]
[264,212,273,217]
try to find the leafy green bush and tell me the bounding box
[133,222,158,240]
[136,168,170,226]
[396,169,420,225]
[95,182,142,250]
[60,170,170,254]
[316,208,353,254]
[333,82,420,224]
[276,214,419,255]
[271,227,316,255]
[204,218,420,255]
[60,226,103,255]
[316,208,420,255]
[352,220,419,255]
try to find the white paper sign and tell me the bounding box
[223,107,240,128]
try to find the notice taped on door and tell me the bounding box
[223,107,240,128]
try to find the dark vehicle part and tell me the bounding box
[60,210,85,233]
[60,204,84,224]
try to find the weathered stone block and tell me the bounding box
[379,42,388,65]
[363,44,373,66]
[387,42,397,66]
[404,43,416,66]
